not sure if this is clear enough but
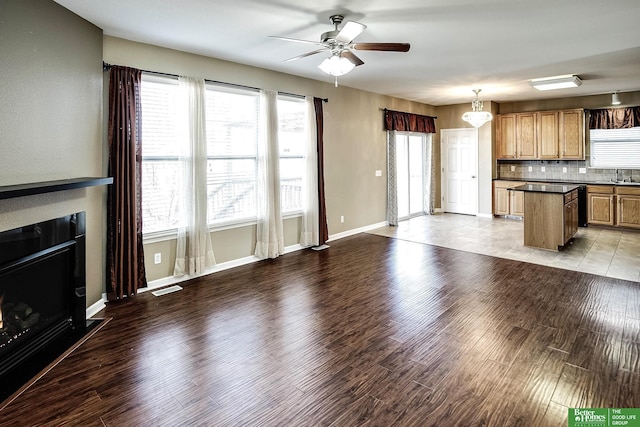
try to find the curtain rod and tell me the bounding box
[103,62,328,102]
[380,107,437,119]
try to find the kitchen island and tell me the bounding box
[512,183,580,251]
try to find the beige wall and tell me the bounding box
[0,1,106,306]
[432,102,497,216]
[103,37,437,281]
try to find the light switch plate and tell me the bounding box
[154,253,161,264]
[528,166,533,172]
[563,167,568,173]
[375,170,382,177]
[510,166,515,172]
[541,166,545,172]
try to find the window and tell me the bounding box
[140,74,181,234]
[277,96,306,214]
[590,127,640,169]
[395,132,427,219]
[205,85,260,225]
[140,74,309,236]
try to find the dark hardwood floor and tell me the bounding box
[2,233,640,426]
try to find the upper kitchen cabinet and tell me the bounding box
[496,108,584,160]
[538,111,559,159]
[516,113,537,159]
[496,114,517,159]
[559,109,584,159]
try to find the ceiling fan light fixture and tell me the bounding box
[529,74,582,91]
[318,54,356,76]
[462,89,493,128]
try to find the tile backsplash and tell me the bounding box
[498,158,640,183]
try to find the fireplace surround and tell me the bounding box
[0,212,88,399]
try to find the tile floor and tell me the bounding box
[369,213,640,283]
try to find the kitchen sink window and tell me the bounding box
[590,127,640,169]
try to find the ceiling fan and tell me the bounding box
[270,14,410,80]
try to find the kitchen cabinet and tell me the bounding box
[564,190,579,243]
[538,111,559,159]
[493,180,524,217]
[616,186,640,229]
[496,109,584,160]
[587,185,615,226]
[510,189,525,217]
[518,183,580,250]
[496,114,516,159]
[516,113,537,159]
[559,109,584,159]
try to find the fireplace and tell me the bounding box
[0,212,87,393]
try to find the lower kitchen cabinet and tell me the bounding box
[587,185,615,226]
[493,180,524,217]
[617,187,640,229]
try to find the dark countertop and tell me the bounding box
[494,177,640,187]
[509,184,580,194]
[511,183,581,194]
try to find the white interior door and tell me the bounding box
[441,128,478,215]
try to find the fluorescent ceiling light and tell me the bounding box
[529,75,582,91]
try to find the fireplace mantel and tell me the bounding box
[0,177,113,200]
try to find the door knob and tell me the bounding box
[471,175,476,178]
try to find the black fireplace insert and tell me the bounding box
[0,212,87,399]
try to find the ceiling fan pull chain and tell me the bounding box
[335,76,338,87]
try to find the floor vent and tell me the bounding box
[311,244,330,251]
[152,285,183,297]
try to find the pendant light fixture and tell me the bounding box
[462,89,493,128]
[612,92,621,105]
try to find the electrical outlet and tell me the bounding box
[579,167,587,174]
[154,253,161,264]
[510,166,515,172]
[340,215,344,223]
[541,166,545,172]
[375,170,382,177]
[528,166,533,172]
[563,167,568,173]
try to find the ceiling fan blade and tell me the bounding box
[340,50,364,66]
[352,43,411,52]
[335,21,366,43]
[269,36,324,46]
[285,49,328,62]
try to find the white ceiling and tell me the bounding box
[55,0,640,106]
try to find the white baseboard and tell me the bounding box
[477,212,494,218]
[141,243,305,292]
[434,208,444,213]
[327,221,388,242]
[86,293,107,319]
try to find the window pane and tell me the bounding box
[278,96,306,213]
[409,135,424,214]
[141,160,181,233]
[205,87,259,157]
[205,85,260,225]
[140,75,181,234]
[207,158,257,223]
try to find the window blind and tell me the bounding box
[590,127,640,169]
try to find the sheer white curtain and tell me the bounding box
[300,96,320,247]
[255,90,284,259]
[174,76,215,276]
[386,130,398,226]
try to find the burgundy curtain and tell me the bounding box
[313,98,329,245]
[384,109,437,133]
[107,66,147,300]
[589,107,640,129]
